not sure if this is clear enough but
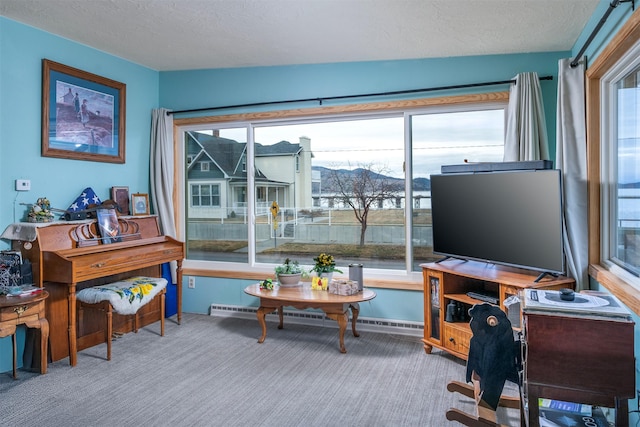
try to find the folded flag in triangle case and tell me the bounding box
[67,187,101,212]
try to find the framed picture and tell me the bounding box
[111,186,130,215]
[42,59,126,163]
[132,193,149,216]
[96,208,121,244]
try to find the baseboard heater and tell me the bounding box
[209,304,423,338]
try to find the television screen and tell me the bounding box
[430,168,564,275]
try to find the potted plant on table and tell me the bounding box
[275,258,304,287]
[311,253,343,282]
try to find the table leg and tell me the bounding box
[325,311,349,353]
[176,260,183,325]
[615,398,629,427]
[39,318,49,374]
[277,305,284,329]
[25,317,49,375]
[68,283,78,366]
[12,332,17,379]
[422,340,433,354]
[256,306,277,343]
[349,303,360,337]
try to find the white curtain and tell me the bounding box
[504,72,550,161]
[150,108,178,283]
[556,58,588,290]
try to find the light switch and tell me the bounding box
[16,179,31,191]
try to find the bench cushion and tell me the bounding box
[77,276,167,315]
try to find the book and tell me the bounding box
[538,399,591,416]
[96,208,122,244]
[539,405,609,427]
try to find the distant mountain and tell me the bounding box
[413,177,431,191]
[619,182,640,189]
[312,166,430,191]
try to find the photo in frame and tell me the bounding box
[42,59,126,163]
[96,208,122,244]
[132,193,149,216]
[111,186,130,215]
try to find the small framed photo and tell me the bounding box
[131,193,149,216]
[111,186,130,215]
[96,208,121,244]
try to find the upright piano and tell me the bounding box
[3,216,184,366]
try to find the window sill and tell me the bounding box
[589,263,640,316]
[182,264,423,291]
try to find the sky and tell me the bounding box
[618,87,640,185]
[218,109,505,179]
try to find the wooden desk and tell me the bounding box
[244,284,376,353]
[0,291,49,378]
[523,311,635,427]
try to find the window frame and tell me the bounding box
[587,9,640,314]
[174,92,509,290]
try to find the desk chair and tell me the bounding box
[446,303,521,426]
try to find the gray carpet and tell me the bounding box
[1,313,520,426]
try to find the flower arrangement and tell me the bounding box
[28,197,55,223]
[274,258,306,287]
[312,253,342,275]
[275,258,304,275]
[259,278,274,290]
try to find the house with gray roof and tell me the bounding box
[185,132,314,220]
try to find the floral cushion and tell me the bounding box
[76,276,167,315]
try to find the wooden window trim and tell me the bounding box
[586,8,640,314]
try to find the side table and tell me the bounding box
[0,291,49,378]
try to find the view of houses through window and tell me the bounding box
[183,105,505,274]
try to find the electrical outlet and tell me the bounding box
[15,179,31,191]
[188,277,195,289]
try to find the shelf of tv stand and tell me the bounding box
[444,293,487,306]
[421,259,574,360]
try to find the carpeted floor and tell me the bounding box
[1,313,520,426]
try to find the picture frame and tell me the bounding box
[42,59,126,164]
[96,208,121,244]
[111,186,130,215]
[131,193,149,216]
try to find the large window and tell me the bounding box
[587,11,640,308]
[600,43,640,278]
[178,95,506,280]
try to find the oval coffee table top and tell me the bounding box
[244,283,376,304]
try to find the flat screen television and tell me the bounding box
[430,168,564,278]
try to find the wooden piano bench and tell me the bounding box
[76,276,167,361]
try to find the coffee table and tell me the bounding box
[244,284,376,353]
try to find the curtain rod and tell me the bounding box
[167,75,553,116]
[570,0,635,68]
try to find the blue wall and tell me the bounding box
[0,18,159,230]
[0,17,158,373]
[160,52,564,152]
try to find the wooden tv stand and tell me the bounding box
[420,259,574,359]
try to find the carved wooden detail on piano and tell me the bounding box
[72,219,141,247]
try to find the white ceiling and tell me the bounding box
[0,0,600,72]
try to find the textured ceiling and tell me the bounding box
[0,0,600,71]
